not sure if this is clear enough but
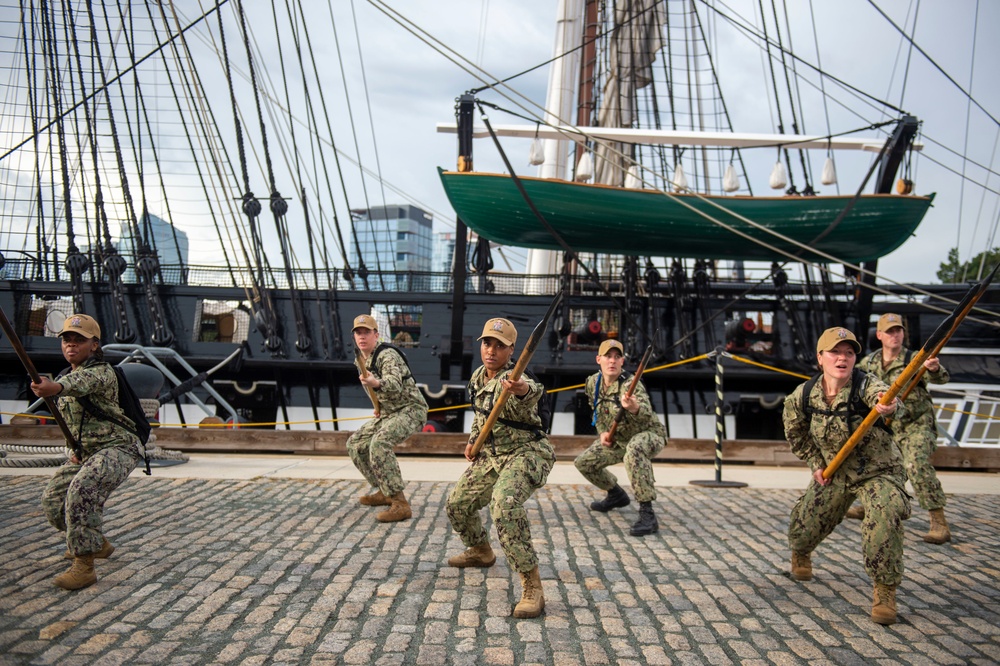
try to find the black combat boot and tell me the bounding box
[590,485,631,512]
[629,502,659,536]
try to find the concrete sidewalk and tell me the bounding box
[3,453,997,494]
[1,457,998,665]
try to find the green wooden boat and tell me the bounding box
[438,169,935,263]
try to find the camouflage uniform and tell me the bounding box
[783,373,911,586]
[41,358,142,557]
[446,361,554,574]
[858,347,948,511]
[575,371,666,502]
[347,345,428,497]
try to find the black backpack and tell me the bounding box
[368,342,413,381]
[524,368,553,434]
[800,367,891,435]
[467,366,553,437]
[79,364,153,475]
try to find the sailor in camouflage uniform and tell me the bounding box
[348,314,428,523]
[575,339,667,536]
[446,317,554,619]
[851,313,951,544]
[31,314,143,591]
[783,326,910,625]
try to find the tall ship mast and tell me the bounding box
[1,1,997,447]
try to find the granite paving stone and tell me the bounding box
[0,475,998,664]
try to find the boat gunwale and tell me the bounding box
[438,169,936,203]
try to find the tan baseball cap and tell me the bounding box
[352,314,378,331]
[60,313,101,340]
[478,318,517,347]
[598,339,624,356]
[816,327,861,354]
[877,313,905,333]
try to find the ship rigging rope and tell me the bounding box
[63,2,112,256]
[756,0,797,193]
[480,98,999,329]
[231,0,371,286]
[346,0,395,287]
[7,349,995,428]
[124,3,193,279]
[0,2,230,166]
[697,1,907,118]
[807,0,837,192]
[236,0,382,288]
[176,12,257,289]
[271,0,321,291]
[151,2,244,286]
[268,0,333,356]
[476,108,654,347]
[40,2,77,256]
[326,0,386,289]
[304,0,364,281]
[235,0,314,351]
[770,0,814,191]
[363,2,997,327]
[867,0,999,130]
[215,2,282,309]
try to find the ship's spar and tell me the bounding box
[0,1,997,442]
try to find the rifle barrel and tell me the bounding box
[354,347,380,414]
[822,262,998,479]
[468,293,562,458]
[0,305,80,455]
[607,343,654,443]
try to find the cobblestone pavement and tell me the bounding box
[1,475,998,665]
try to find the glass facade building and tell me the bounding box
[350,204,434,278]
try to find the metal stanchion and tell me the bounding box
[691,348,747,488]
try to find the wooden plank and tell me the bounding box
[2,424,997,470]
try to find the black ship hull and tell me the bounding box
[4,266,996,444]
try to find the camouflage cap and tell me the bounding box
[352,314,378,331]
[597,339,624,356]
[60,313,101,340]
[877,313,905,333]
[816,327,861,354]
[478,318,517,347]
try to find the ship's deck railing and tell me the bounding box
[0,258,908,299]
[4,258,992,316]
[1,258,563,295]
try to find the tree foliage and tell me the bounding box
[937,246,1000,283]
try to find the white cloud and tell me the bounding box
[1,0,997,286]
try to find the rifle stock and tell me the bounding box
[0,305,81,458]
[468,293,563,458]
[896,292,978,404]
[607,342,655,443]
[823,262,998,479]
[354,347,380,414]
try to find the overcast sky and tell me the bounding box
[318,0,999,285]
[3,0,998,287]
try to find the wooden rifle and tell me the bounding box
[824,262,999,478]
[607,340,655,444]
[354,347,380,415]
[468,292,563,459]
[0,305,83,459]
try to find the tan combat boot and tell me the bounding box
[376,492,412,522]
[447,542,496,568]
[64,538,114,560]
[924,509,951,544]
[845,505,865,520]
[871,583,898,625]
[513,566,545,618]
[791,552,812,581]
[359,489,392,507]
[54,554,97,591]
